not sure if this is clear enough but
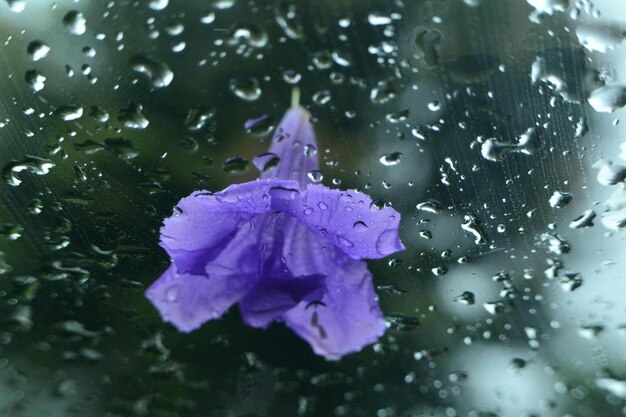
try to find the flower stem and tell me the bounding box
[291,86,301,108]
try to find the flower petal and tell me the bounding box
[259,106,319,187]
[239,274,326,329]
[160,179,300,274]
[271,184,405,259]
[282,255,386,360]
[145,264,256,332]
[261,219,386,358]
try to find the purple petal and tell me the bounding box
[239,274,326,329]
[271,184,405,259]
[260,217,386,358]
[260,106,319,187]
[145,264,257,332]
[160,179,299,274]
[282,255,386,360]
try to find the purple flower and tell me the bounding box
[146,97,405,359]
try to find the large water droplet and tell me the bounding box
[63,10,87,35]
[588,85,626,113]
[576,21,626,53]
[27,40,50,61]
[6,0,26,13]
[2,156,55,186]
[117,102,149,129]
[130,55,174,88]
[25,69,46,92]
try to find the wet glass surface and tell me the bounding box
[0,0,625,416]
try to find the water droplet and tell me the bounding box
[165,286,179,302]
[282,69,302,84]
[385,313,420,331]
[526,0,568,15]
[461,214,488,245]
[117,102,149,129]
[416,199,444,213]
[432,266,448,276]
[269,186,299,201]
[245,114,274,136]
[370,80,396,104]
[454,291,475,305]
[63,10,87,35]
[368,13,393,26]
[230,77,261,101]
[2,156,55,186]
[223,156,249,173]
[386,109,410,123]
[353,221,368,232]
[226,23,268,48]
[88,105,110,122]
[379,152,402,166]
[541,233,570,255]
[184,106,214,131]
[27,40,50,61]
[596,377,626,399]
[588,85,626,113]
[104,137,138,159]
[130,55,174,88]
[414,27,442,68]
[569,210,596,229]
[578,325,604,340]
[576,21,626,53]
[481,127,539,161]
[148,0,169,10]
[312,90,331,105]
[253,153,280,172]
[55,105,83,121]
[212,0,235,9]
[331,50,352,67]
[303,207,314,215]
[307,170,323,184]
[548,191,573,208]
[483,301,505,315]
[5,0,26,13]
[337,236,354,247]
[317,202,328,210]
[25,69,46,92]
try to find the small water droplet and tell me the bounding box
[55,105,83,121]
[548,191,573,208]
[379,152,402,166]
[148,0,169,10]
[184,106,214,130]
[416,199,444,213]
[337,236,354,247]
[307,170,324,184]
[353,221,368,232]
[165,286,179,302]
[245,114,274,135]
[230,77,261,101]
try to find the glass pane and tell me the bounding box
[0,1,625,416]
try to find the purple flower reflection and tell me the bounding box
[146,99,405,359]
